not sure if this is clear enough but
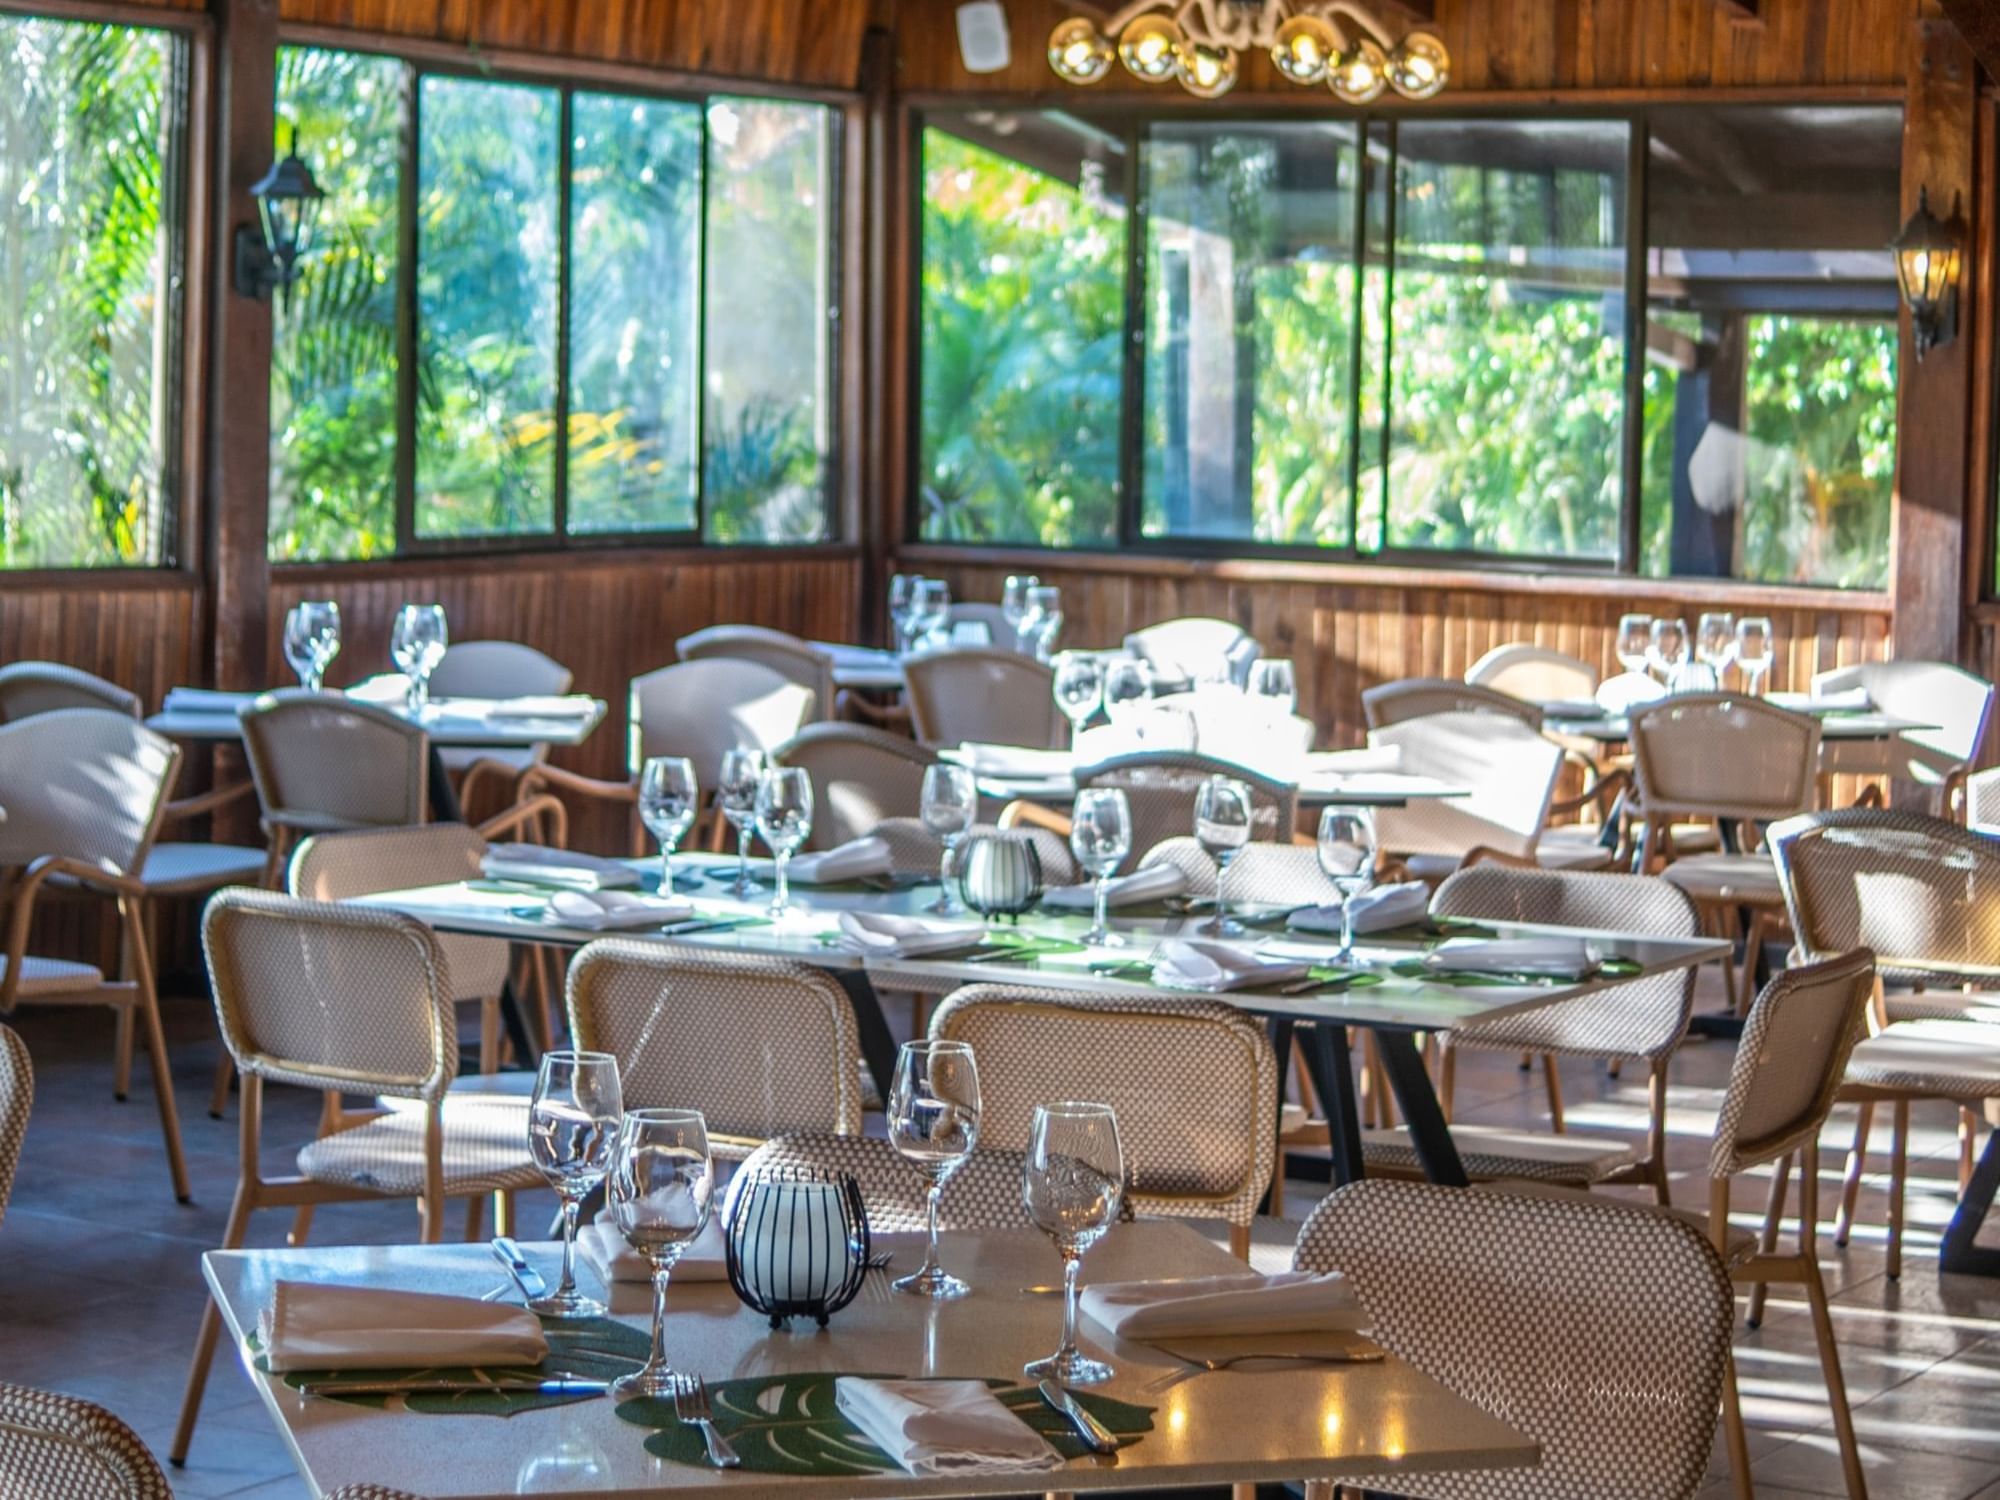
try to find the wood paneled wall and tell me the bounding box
[0,579,202,712]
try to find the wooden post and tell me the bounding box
[858,13,897,646]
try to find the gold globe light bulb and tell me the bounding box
[1175,39,1239,97]
[1328,35,1389,104]
[1386,31,1450,99]
[1271,14,1338,85]
[1118,13,1186,82]
[1048,17,1116,83]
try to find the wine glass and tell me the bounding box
[1615,613,1653,676]
[1053,654,1105,744]
[1020,585,1063,663]
[716,748,765,898]
[1249,658,1297,714]
[389,604,448,715]
[1022,1102,1124,1385]
[1696,612,1736,676]
[608,1108,714,1400]
[1069,787,1133,947]
[281,606,318,690]
[526,1050,624,1320]
[754,766,814,918]
[638,757,698,893]
[1735,617,1774,696]
[920,763,978,915]
[912,579,952,651]
[288,600,341,692]
[1647,617,1690,686]
[888,1040,982,1300]
[1103,657,1154,725]
[888,573,921,653]
[1316,806,1377,963]
[1001,574,1040,649]
[1194,776,1253,937]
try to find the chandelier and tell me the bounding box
[1048,0,1449,102]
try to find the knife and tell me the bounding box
[1038,1379,1119,1455]
[300,1376,607,1398]
[490,1237,548,1301]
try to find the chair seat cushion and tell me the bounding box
[1883,989,2000,1026]
[2,955,108,1000]
[1535,830,1616,872]
[1361,1125,1637,1184]
[140,842,267,895]
[297,1097,542,1196]
[1659,852,1783,905]
[1845,1021,2000,1101]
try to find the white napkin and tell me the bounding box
[957,743,1073,778]
[1040,863,1188,910]
[1769,687,1871,714]
[1595,672,1668,713]
[445,695,599,722]
[480,843,640,891]
[833,911,985,959]
[257,1282,548,1373]
[162,687,260,715]
[1288,881,1430,937]
[833,1378,1062,1477]
[1080,1272,1365,1342]
[1303,745,1404,776]
[1151,937,1313,993]
[1426,937,1598,980]
[579,1212,729,1284]
[787,836,893,885]
[547,890,693,932]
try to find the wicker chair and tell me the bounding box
[1138,837,1342,905]
[0,1382,174,1499]
[929,984,1276,1258]
[0,1023,28,1231]
[1014,750,1300,876]
[1362,678,1544,730]
[325,1488,430,1500]
[426,639,574,815]
[677,624,838,723]
[946,600,1014,648]
[775,723,937,849]
[902,648,1062,750]
[739,1133,1033,1234]
[240,690,431,883]
[1290,1179,1733,1500]
[1464,644,1598,705]
[0,661,143,721]
[1123,617,1260,689]
[1813,660,1993,817]
[1369,712,1573,880]
[172,891,543,1464]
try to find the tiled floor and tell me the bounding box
[2,970,1998,1499]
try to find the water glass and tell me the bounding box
[526,1050,624,1320]
[1020,585,1063,663]
[389,604,448,714]
[638,756,698,893]
[1696,612,1736,673]
[754,766,814,917]
[1647,617,1690,684]
[888,1040,981,1300]
[1022,1102,1124,1385]
[286,600,341,691]
[1316,807,1377,962]
[889,573,922,653]
[913,579,952,651]
[717,748,766,898]
[1193,776,1253,937]
[1249,658,1297,714]
[1069,787,1133,947]
[608,1109,714,1400]
[1001,574,1040,647]
[1103,657,1154,724]
[920,763,978,915]
[1053,654,1105,742]
[1735,616,1774,696]
[1614,613,1653,676]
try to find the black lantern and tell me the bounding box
[1890,187,1962,360]
[234,127,324,310]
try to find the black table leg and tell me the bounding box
[1939,1124,2000,1278]
[834,969,900,1102]
[1374,1031,1468,1187]
[496,977,539,1071]
[1261,1018,1297,1213]
[428,746,463,824]
[1295,1022,1365,1186]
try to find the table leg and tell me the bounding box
[1261,1019,1296,1214]
[1374,1030,1469,1188]
[833,970,899,1103]
[495,977,539,1071]
[428,746,463,824]
[1939,1121,2000,1278]
[1295,1022,1364,1187]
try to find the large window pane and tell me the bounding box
[414,74,559,540]
[1142,123,1358,547]
[270,46,402,562]
[1641,106,1899,589]
[0,16,181,569]
[568,92,702,535]
[917,116,1124,548]
[702,98,835,544]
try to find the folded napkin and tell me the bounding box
[443,694,599,722]
[1079,1272,1365,1342]
[787,836,893,885]
[480,843,640,891]
[957,743,1074,778]
[1540,698,1607,720]
[1288,880,1430,937]
[1768,687,1871,715]
[1040,863,1188,911]
[1151,937,1313,993]
[1302,746,1403,777]
[833,1378,1062,1477]
[1595,672,1667,713]
[345,674,410,706]
[833,911,986,959]
[547,890,693,932]
[1426,937,1599,981]
[162,687,259,715]
[579,1211,729,1284]
[257,1282,547,1373]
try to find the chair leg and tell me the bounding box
[1541,1055,1566,1133]
[1228,1222,1251,1262]
[463,1195,486,1242]
[287,1206,314,1247]
[1647,1060,1672,1208]
[1835,1101,1874,1246]
[1303,1483,1336,1500]
[1720,1346,1755,1500]
[113,1006,135,1101]
[170,1179,255,1464]
[1805,1253,1869,1499]
[478,995,500,1076]
[1439,1042,1457,1125]
[130,955,192,1203]
[1887,1099,1909,1281]
[1737,911,1769,1016]
[1962,1108,1979,1194]
[1746,1152,1791,1329]
[209,1052,235,1121]
[495,1190,516,1238]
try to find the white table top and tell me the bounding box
[1544,708,1939,745]
[204,1225,1536,1498]
[147,693,608,749]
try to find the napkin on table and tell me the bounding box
[1151,937,1312,993]
[833,1378,1062,1477]
[956,743,1074,778]
[833,911,985,959]
[1768,687,1871,714]
[1302,746,1403,777]
[579,1212,729,1285]
[258,1282,547,1373]
[1040,862,1188,911]
[480,843,640,891]
[1594,672,1667,714]
[1425,937,1599,980]
[787,836,893,884]
[547,890,693,932]
[1079,1271,1365,1342]
[161,687,259,715]
[1288,881,1430,938]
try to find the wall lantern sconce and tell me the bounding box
[1890,186,1963,360]
[233,128,324,311]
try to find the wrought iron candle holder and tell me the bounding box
[722,1167,870,1329]
[958,831,1044,922]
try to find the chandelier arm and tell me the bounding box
[1316,0,1397,48]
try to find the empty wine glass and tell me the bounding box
[1194,775,1253,937]
[287,601,341,691]
[1103,657,1154,725]
[1735,617,1774,696]
[1249,658,1297,714]
[1053,654,1105,744]
[1022,1102,1124,1385]
[717,748,765,898]
[1697,612,1736,675]
[1070,787,1132,947]
[608,1108,713,1400]
[282,607,317,690]
[920,763,978,915]
[888,1040,981,1300]
[1316,807,1377,963]
[638,757,698,893]
[1001,574,1040,649]
[527,1050,624,1320]
[1615,613,1653,676]
[1019,585,1063,663]
[1647,617,1690,686]
[390,604,448,714]
[754,766,814,918]
[889,573,922,653]
[913,579,952,651]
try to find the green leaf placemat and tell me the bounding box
[962,930,1089,966]
[617,1372,1154,1476]
[1389,956,1642,987]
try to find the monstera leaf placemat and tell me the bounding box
[1389,955,1642,987]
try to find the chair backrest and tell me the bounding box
[324,1487,430,1500]
[1075,750,1301,874]
[739,1134,1032,1234]
[426,640,573,699]
[1293,1179,1732,1500]
[676,625,836,722]
[239,690,429,836]
[1368,711,1562,863]
[0,709,179,877]
[1629,694,1819,824]
[0,662,142,723]
[1816,659,1994,770]
[202,889,457,1101]
[1967,766,2000,837]
[628,659,816,788]
[946,601,1012,648]
[1148,692,1316,773]
[1139,837,1344,906]
[930,984,1276,1228]
[0,1383,174,1500]
[1123,617,1258,686]
[1710,949,1876,1180]
[1363,677,1543,730]
[902,649,1061,750]
[1465,644,1599,704]
[0,1024,28,1231]
[775,723,937,850]
[566,941,863,1157]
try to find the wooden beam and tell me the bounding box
[1940,0,2000,87]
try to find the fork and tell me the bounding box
[1154,1344,1385,1372]
[674,1376,741,1468]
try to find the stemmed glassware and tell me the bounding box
[889,574,921,653]
[1103,657,1154,724]
[284,601,341,691]
[920,763,978,915]
[1249,658,1297,714]
[1316,807,1377,963]
[1615,613,1653,677]
[1194,775,1253,937]
[1735,617,1774,696]
[526,1050,624,1320]
[1648,617,1690,688]
[912,580,952,652]
[390,604,448,714]
[608,1108,714,1400]
[1001,574,1040,649]
[716,748,766,898]
[638,756,698,893]
[887,1040,982,1300]
[754,766,814,918]
[1022,1102,1124,1386]
[1053,654,1105,744]
[1692,611,1735,692]
[1019,585,1063,662]
[1069,787,1133,947]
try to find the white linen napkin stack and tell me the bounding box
[833,1378,1062,1477]
[1039,863,1188,910]
[1287,880,1431,938]
[480,843,640,891]
[546,890,693,932]
[1425,937,1598,980]
[258,1282,547,1372]
[832,911,985,959]
[577,1212,730,1285]
[1078,1271,1366,1341]
[1150,937,1313,993]
[786,836,894,884]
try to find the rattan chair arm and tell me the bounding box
[836,690,912,729]
[1944,765,1970,825]
[0,857,141,1014]
[1459,845,1539,873]
[477,793,570,847]
[524,764,636,803]
[163,778,259,822]
[1549,764,1629,820]
[997,799,1072,839]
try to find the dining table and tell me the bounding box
[202,1223,1539,1498]
[939,747,1469,812]
[146,687,610,751]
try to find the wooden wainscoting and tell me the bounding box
[0,573,203,712]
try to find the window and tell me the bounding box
[0,14,188,569]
